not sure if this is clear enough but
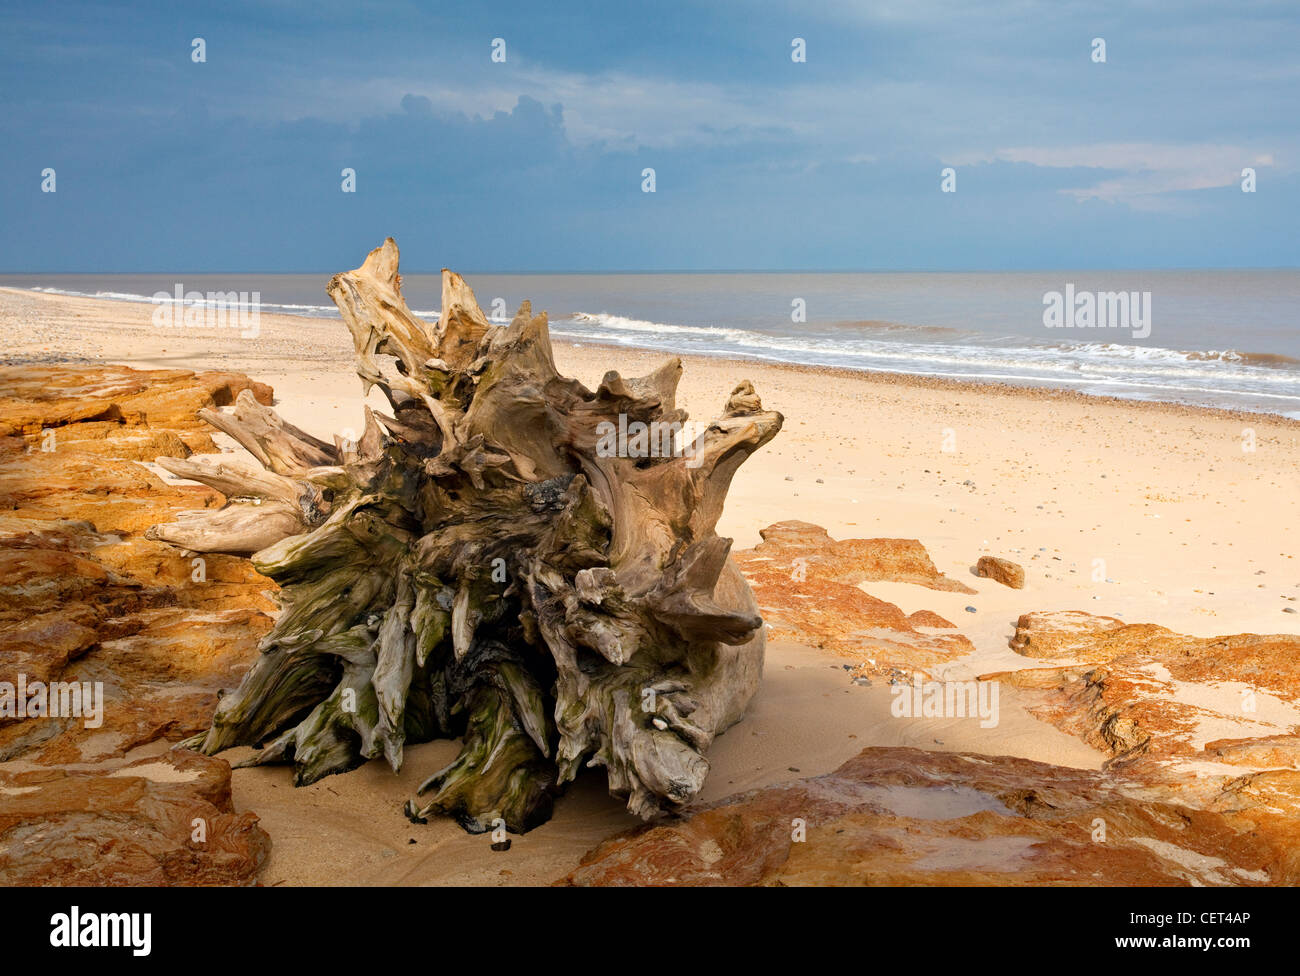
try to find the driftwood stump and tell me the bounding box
[149,239,782,832]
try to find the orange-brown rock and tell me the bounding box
[560,747,1279,886]
[0,748,269,885]
[0,364,273,459]
[1205,734,1300,768]
[1,516,273,762]
[0,364,276,884]
[734,522,973,674]
[7,607,273,766]
[996,612,1300,762]
[979,610,1300,879]
[1,538,273,763]
[907,609,957,629]
[740,566,971,673]
[736,521,976,593]
[976,555,1024,589]
[1008,610,1127,661]
[0,450,224,534]
[989,664,1159,761]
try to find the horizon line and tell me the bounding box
[3,266,1299,276]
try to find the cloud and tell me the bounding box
[236,66,817,152]
[2,0,1298,269]
[949,143,1284,208]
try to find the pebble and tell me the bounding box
[964,606,977,613]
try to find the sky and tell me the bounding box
[1,0,1297,272]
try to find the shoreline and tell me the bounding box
[4,285,1299,427]
[568,335,1300,430]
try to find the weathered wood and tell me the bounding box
[143,455,328,554]
[156,239,782,832]
[198,389,338,474]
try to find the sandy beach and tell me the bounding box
[3,284,1299,885]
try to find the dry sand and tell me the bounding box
[5,285,1299,884]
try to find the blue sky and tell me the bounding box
[2,0,1297,271]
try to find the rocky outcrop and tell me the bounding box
[1205,734,1300,768]
[738,521,975,593]
[0,364,273,459]
[993,611,1300,765]
[560,747,1278,886]
[739,564,970,673]
[980,610,1300,879]
[0,364,273,884]
[0,748,269,886]
[976,555,1024,589]
[735,521,971,674]
[0,477,274,768]
[569,535,1300,887]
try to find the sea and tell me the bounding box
[4,269,1299,418]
